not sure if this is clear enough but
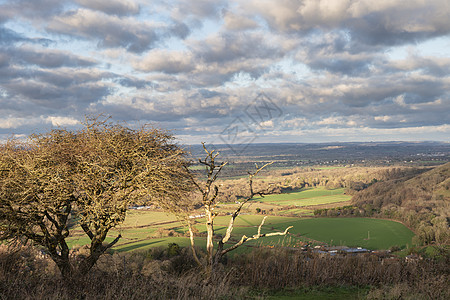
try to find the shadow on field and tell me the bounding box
[115,240,162,252]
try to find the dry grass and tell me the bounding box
[0,245,448,299]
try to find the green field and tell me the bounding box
[67,210,415,252]
[209,216,414,250]
[277,208,314,216]
[266,217,415,250]
[254,187,351,207]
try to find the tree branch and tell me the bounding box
[81,223,94,240]
[187,219,202,267]
[220,221,293,256]
[220,162,273,245]
[103,234,121,252]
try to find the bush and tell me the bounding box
[167,243,180,257]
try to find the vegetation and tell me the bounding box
[1,244,448,299]
[254,188,351,207]
[0,117,192,278]
[61,211,415,253]
[287,218,414,250]
[351,163,450,246]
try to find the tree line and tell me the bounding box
[352,163,450,246]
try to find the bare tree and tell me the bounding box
[186,144,292,274]
[0,117,193,279]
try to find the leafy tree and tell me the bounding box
[0,117,192,278]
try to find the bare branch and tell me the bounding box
[187,219,202,267]
[103,234,122,251]
[220,162,274,245]
[81,224,94,240]
[44,211,60,230]
[221,223,293,256]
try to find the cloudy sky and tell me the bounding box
[1,0,449,145]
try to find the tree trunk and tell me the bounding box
[47,249,74,280]
[205,206,215,271]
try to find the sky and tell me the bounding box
[0,0,449,146]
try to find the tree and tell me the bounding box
[186,144,292,275]
[0,117,192,278]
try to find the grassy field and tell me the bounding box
[254,187,351,207]
[67,209,415,252]
[269,217,415,250]
[66,188,412,252]
[208,216,414,250]
[277,208,314,216]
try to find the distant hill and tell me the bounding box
[352,163,450,245]
[186,141,450,169]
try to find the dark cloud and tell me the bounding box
[3,78,111,109]
[0,24,53,47]
[169,22,191,39]
[173,0,228,19]
[1,0,67,20]
[75,0,140,16]
[294,30,381,75]
[193,32,282,63]
[198,89,223,98]
[339,77,446,108]
[47,8,190,53]
[247,0,450,47]
[344,15,441,47]
[116,77,153,89]
[7,47,96,68]
[0,46,116,118]
[0,53,9,68]
[0,27,26,45]
[387,56,450,77]
[47,9,160,53]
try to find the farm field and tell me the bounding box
[67,211,415,252]
[269,217,415,250]
[211,216,414,250]
[253,187,351,208]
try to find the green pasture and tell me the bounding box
[67,211,184,250]
[122,210,179,227]
[277,208,314,216]
[266,217,415,250]
[213,217,414,250]
[314,166,346,170]
[254,187,351,206]
[66,210,415,252]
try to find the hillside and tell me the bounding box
[352,163,450,245]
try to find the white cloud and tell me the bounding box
[134,50,195,73]
[222,10,258,30]
[374,116,392,122]
[0,117,25,129]
[260,120,274,128]
[44,116,80,126]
